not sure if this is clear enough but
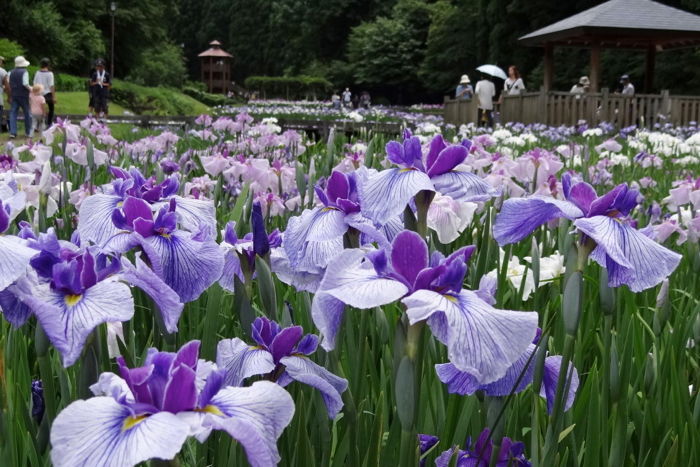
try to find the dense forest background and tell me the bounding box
[3,0,700,103]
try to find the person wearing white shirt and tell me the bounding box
[504,65,525,96]
[33,58,56,126]
[475,74,495,127]
[620,74,635,96]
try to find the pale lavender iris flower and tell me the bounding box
[493,172,682,292]
[312,230,538,386]
[2,228,183,366]
[359,133,498,225]
[78,167,216,247]
[50,340,295,467]
[217,317,348,418]
[106,196,224,303]
[283,168,388,275]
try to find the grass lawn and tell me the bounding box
[54,91,128,116]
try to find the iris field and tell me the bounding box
[0,112,698,466]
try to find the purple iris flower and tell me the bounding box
[78,167,216,247]
[435,428,531,467]
[284,168,388,275]
[219,212,282,292]
[50,340,295,467]
[436,333,578,414]
[359,133,498,225]
[0,199,36,292]
[8,230,132,366]
[3,228,183,366]
[106,196,224,303]
[216,317,348,418]
[493,172,682,292]
[418,434,440,466]
[311,230,538,385]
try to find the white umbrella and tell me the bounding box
[477,64,507,80]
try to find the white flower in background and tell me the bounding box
[346,111,364,122]
[427,193,478,244]
[582,128,603,137]
[491,129,512,140]
[487,250,536,300]
[525,251,566,284]
[605,152,631,167]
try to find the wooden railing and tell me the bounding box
[444,89,700,127]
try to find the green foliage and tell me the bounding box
[127,43,187,88]
[0,39,25,63]
[244,75,333,100]
[182,86,239,106]
[110,79,208,115]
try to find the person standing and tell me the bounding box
[331,91,341,109]
[360,91,371,109]
[504,65,525,96]
[29,84,47,136]
[475,73,495,127]
[33,58,56,126]
[8,56,32,139]
[342,87,351,108]
[0,57,8,133]
[455,74,473,100]
[570,76,590,94]
[620,74,635,96]
[90,59,111,119]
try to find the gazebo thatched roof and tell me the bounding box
[520,0,700,49]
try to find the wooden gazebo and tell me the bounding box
[198,40,233,94]
[520,0,700,92]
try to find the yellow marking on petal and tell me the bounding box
[122,414,148,431]
[116,201,124,208]
[248,345,264,351]
[399,167,416,172]
[64,294,83,307]
[321,206,339,212]
[443,294,458,303]
[159,232,171,239]
[195,405,224,416]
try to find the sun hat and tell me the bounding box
[620,74,630,82]
[14,56,30,67]
[460,74,471,84]
[0,56,4,63]
[579,76,590,86]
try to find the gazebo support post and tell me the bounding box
[543,43,554,91]
[645,44,656,92]
[590,45,601,93]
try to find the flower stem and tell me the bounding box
[397,320,425,467]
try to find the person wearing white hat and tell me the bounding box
[620,74,635,96]
[0,56,8,133]
[455,74,473,101]
[9,56,32,138]
[570,76,590,94]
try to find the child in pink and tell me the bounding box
[29,84,47,135]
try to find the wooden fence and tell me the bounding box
[445,89,700,128]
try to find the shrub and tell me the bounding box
[110,79,207,116]
[182,86,238,107]
[244,75,332,100]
